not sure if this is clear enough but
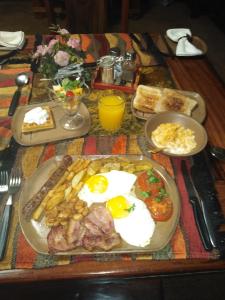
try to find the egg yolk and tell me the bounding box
[85,175,108,193]
[106,196,130,218]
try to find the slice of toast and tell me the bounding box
[133,85,162,113]
[22,106,55,133]
[155,88,197,116]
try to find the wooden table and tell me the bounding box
[0,55,225,285]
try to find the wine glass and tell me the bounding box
[50,83,90,130]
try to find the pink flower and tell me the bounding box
[54,50,70,66]
[47,39,58,53]
[33,45,48,58]
[59,28,69,35]
[67,38,80,49]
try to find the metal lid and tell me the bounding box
[108,47,121,57]
[124,51,136,60]
[99,55,115,67]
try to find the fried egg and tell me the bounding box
[78,170,137,207]
[106,194,155,247]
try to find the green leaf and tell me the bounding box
[126,203,136,213]
[159,187,167,197]
[154,197,162,203]
[148,176,160,183]
[147,169,153,176]
[141,191,151,198]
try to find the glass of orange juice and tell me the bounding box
[98,93,125,132]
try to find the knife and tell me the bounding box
[190,150,225,249]
[141,33,165,65]
[181,160,213,251]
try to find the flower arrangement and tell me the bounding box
[32,26,86,79]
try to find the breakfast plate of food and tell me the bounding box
[11,101,91,146]
[131,85,206,123]
[19,154,180,255]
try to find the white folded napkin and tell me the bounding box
[0,31,25,50]
[166,28,203,56]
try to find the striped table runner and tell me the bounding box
[0,67,32,150]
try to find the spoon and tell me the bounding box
[148,147,163,154]
[210,146,225,161]
[8,73,29,116]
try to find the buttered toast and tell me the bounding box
[133,85,198,116]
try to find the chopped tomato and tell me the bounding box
[145,197,173,222]
[137,171,149,191]
[137,170,164,194]
[66,90,74,97]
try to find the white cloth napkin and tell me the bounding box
[0,31,25,50]
[166,28,203,56]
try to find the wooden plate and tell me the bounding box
[18,155,180,255]
[12,101,91,146]
[131,87,206,123]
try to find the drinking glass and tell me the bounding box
[98,92,125,132]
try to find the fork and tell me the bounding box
[0,171,8,193]
[0,168,22,260]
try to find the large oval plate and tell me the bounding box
[19,155,180,255]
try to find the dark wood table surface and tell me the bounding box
[1,55,225,284]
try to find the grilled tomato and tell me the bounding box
[144,196,173,222]
[136,169,173,222]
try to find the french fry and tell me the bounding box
[69,158,84,172]
[45,206,58,219]
[87,159,102,176]
[67,158,83,172]
[72,213,83,221]
[65,189,76,202]
[71,169,86,188]
[74,199,84,209]
[53,170,69,189]
[66,185,83,202]
[74,181,84,193]
[82,207,89,217]
[32,193,51,221]
[64,185,72,200]
[66,171,75,181]
[59,220,68,226]
[74,159,91,173]
[134,163,152,172]
[58,211,70,219]
[45,219,60,227]
[45,192,65,211]
[55,183,68,192]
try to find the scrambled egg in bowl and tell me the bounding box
[151,122,197,154]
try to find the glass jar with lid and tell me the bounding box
[99,55,115,84]
[121,51,136,83]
